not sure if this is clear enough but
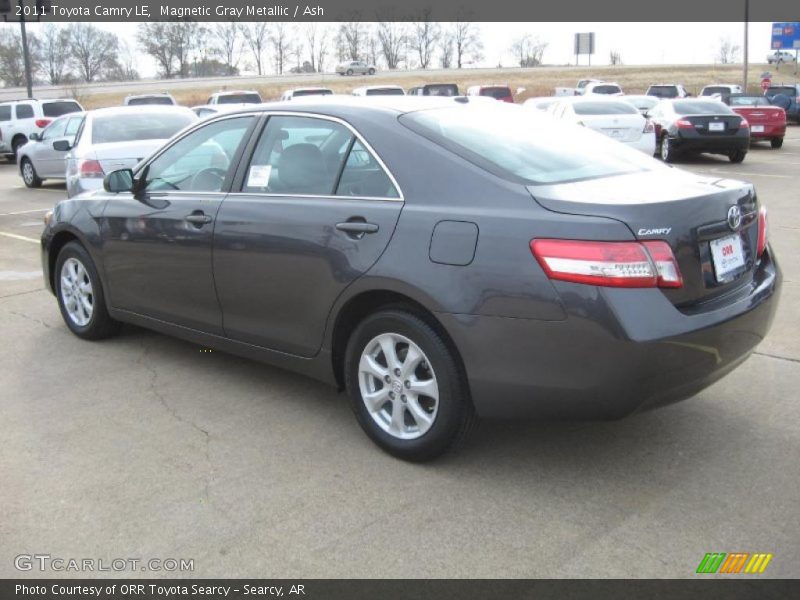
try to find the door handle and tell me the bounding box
[335,221,379,235]
[185,212,213,226]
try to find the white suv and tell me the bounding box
[0,98,84,161]
[206,90,262,105]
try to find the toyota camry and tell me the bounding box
[41,98,780,461]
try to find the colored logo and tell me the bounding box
[696,552,773,574]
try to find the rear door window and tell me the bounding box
[15,104,34,119]
[65,116,84,136]
[42,101,82,117]
[336,139,399,199]
[0,105,11,121]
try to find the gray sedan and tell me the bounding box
[18,112,85,188]
[62,105,197,197]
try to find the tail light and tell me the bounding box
[35,119,51,129]
[78,159,104,178]
[676,119,694,129]
[740,118,749,129]
[757,207,768,257]
[530,239,683,289]
[643,119,655,133]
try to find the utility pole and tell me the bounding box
[18,1,33,98]
[743,0,749,91]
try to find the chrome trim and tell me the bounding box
[225,192,403,203]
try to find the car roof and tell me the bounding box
[86,105,195,118]
[212,90,260,95]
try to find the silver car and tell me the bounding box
[62,106,197,198]
[18,112,85,188]
[335,60,376,76]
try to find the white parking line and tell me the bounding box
[699,169,792,179]
[11,186,64,193]
[0,208,49,217]
[0,231,39,244]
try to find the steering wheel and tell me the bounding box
[189,167,228,192]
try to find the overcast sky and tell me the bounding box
[22,21,776,78]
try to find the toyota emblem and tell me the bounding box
[727,206,742,230]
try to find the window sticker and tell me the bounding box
[247,164,272,188]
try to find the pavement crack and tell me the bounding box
[0,287,45,300]
[6,309,53,329]
[753,351,800,364]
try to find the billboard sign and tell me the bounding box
[771,23,800,50]
[574,32,595,55]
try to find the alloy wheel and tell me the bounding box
[60,257,94,327]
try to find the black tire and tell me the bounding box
[771,137,784,149]
[10,135,26,162]
[20,157,42,188]
[344,309,476,462]
[728,149,747,163]
[660,134,675,162]
[368,68,376,75]
[54,241,121,340]
[346,69,354,76]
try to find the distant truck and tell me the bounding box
[554,79,601,97]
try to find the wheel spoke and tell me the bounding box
[389,401,406,435]
[408,377,438,401]
[359,353,387,381]
[406,396,433,430]
[378,335,400,371]
[400,344,423,378]
[362,387,390,413]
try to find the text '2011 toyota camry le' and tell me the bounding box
[41,97,780,461]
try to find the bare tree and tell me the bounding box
[376,22,407,70]
[340,20,365,61]
[137,23,178,78]
[410,12,440,69]
[366,27,380,68]
[270,23,292,75]
[510,34,547,68]
[717,36,741,64]
[243,23,270,75]
[69,23,118,83]
[117,40,139,80]
[609,50,622,65]
[213,23,242,76]
[0,28,39,87]
[453,20,483,68]
[439,29,454,68]
[40,24,70,85]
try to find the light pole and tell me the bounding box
[743,0,749,91]
[18,1,33,98]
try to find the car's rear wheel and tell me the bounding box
[9,135,26,163]
[771,137,783,149]
[345,309,475,461]
[20,158,42,188]
[728,149,747,163]
[55,242,120,340]
[368,68,376,75]
[346,69,354,76]
[660,134,675,162]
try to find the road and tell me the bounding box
[0,130,798,578]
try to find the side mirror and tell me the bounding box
[53,139,71,152]
[29,132,40,141]
[103,168,134,193]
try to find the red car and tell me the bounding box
[466,85,514,103]
[727,94,786,148]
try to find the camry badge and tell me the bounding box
[727,206,742,230]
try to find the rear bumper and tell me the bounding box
[749,124,786,139]
[673,133,749,154]
[440,250,780,419]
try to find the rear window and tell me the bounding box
[217,93,261,104]
[701,87,729,96]
[647,86,678,98]
[92,112,195,144]
[480,87,512,99]
[673,100,733,115]
[573,101,638,115]
[42,101,82,117]
[128,96,175,105]
[592,85,621,94]
[400,104,655,185]
[766,86,796,97]
[365,88,404,96]
[423,84,459,97]
[292,89,333,97]
[0,105,10,121]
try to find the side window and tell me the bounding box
[336,139,399,199]
[64,116,83,137]
[16,104,34,119]
[145,116,253,192]
[0,105,12,121]
[242,115,352,195]
[41,118,67,140]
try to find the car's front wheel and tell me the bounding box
[660,134,675,162]
[368,68,376,75]
[55,241,120,340]
[728,149,747,163]
[346,69,354,76]
[771,137,783,149]
[345,309,475,461]
[20,157,42,188]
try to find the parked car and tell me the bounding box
[280,88,334,101]
[17,112,86,188]
[621,95,659,115]
[582,81,624,96]
[726,94,786,148]
[700,84,743,104]
[573,79,602,95]
[523,97,559,112]
[336,61,376,76]
[352,86,405,96]
[190,104,251,119]
[0,98,83,161]
[123,93,177,106]
[767,50,797,64]
[62,105,197,197]
[547,97,655,154]
[206,91,262,105]
[407,84,460,97]
[648,99,750,163]
[466,85,514,102]
[764,83,800,123]
[646,84,690,99]
[41,98,779,461]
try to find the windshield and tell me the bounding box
[92,112,196,144]
[424,84,459,96]
[42,101,82,117]
[647,86,678,98]
[480,87,512,99]
[128,96,174,105]
[573,101,638,115]
[592,85,621,94]
[0,105,10,121]
[766,86,795,98]
[400,104,656,185]
[292,89,333,97]
[218,93,261,104]
[673,100,733,115]
[365,88,404,96]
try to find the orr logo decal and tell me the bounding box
[696,552,773,574]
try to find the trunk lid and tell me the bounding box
[682,113,744,135]
[92,140,166,173]
[731,105,785,125]
[584,114,644,142]
[527,169,760,308]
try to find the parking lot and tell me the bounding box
[1,129,799,579]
